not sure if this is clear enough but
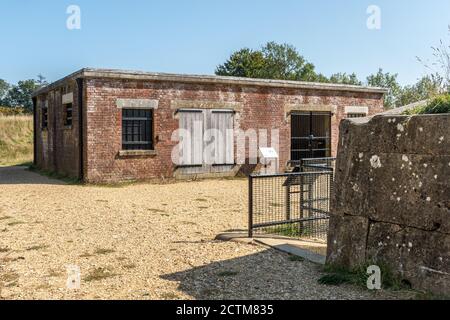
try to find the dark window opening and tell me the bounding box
[291,112,331,161]
[64,103,73,126]
[42,107,48,129]
[347,113,366,118]
[122,109,153,150]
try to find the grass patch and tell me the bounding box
[88,181,138,189]
[47,269,63,277]
[181,221,197,226]
[269,202,283,208]
[0,271,19,282]
[0,271,19,286]
[195,198,208,202]
[122,263,137,270]
[288,255,305,262]
[319,263,408,291]
[94,248,115,255]
[415,291,450,300]
[79,253,94,258]
[148,208,166,213]
[318,273,353,286]
[84,267,116,282]
[26,244,49,251]
[217,270,239,277]
[0,216,12,221]
[263,223,313,238]
[7,221,26,227]
[116,257,128,262]
[0,247,11,253]
[160,292,180,300]
[0,115,33,166]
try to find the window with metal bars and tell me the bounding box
[41,107,48,129]
[64,103,73,126]
[122,109,153,150]
[347,113,367,118]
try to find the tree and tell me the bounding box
[5,77,46,112]
[259,42,318,81]
[367,68,402,109]
[0,79,10,105]
[216,42,320,81]
[328,73,362,86]
[215,48,266,78]
[398,73,444,106]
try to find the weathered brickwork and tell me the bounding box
[33,70,384,183]
[34,80,80,178]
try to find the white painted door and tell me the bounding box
[207,110,234,165]
[178,110,204,166]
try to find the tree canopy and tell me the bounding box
[0,76,47,112]
[216,42,322,82]
[0,79,10,105]
[215,40,450,110]
[366,68,402,109]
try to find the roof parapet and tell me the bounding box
[32,68,389,97]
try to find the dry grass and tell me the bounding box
[0,115,33,166]
[84,267,117,282]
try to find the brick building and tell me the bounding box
[32,68,386,183]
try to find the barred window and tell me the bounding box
[347,113,367,118]
[122,109,153,150]
[64,103,73,126]
[42,107,48,129]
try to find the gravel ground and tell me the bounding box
[0,166,401,300]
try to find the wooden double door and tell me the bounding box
[177,109,234,174]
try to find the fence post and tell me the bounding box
[248,175,254,238]
[285,184,291,221]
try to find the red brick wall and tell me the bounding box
[82,78,384,183]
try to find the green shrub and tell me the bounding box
[404,94,450,115]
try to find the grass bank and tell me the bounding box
[0,115,33,166]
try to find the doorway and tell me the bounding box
[291,112,331,161]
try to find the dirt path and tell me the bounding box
[0,166,396,300]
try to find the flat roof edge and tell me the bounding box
[32,68,388,97]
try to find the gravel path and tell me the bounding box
[0,166,397,300]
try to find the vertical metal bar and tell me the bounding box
[248,175,254,238]
[299,174,304,234]
[285,184,291,221]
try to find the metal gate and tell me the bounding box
[248,158,335,242]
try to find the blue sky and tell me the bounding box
[1,0,449,85]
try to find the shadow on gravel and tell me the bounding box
[161,249,330,300]
[0,166,67,185]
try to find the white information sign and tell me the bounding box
[259,147,279,159]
